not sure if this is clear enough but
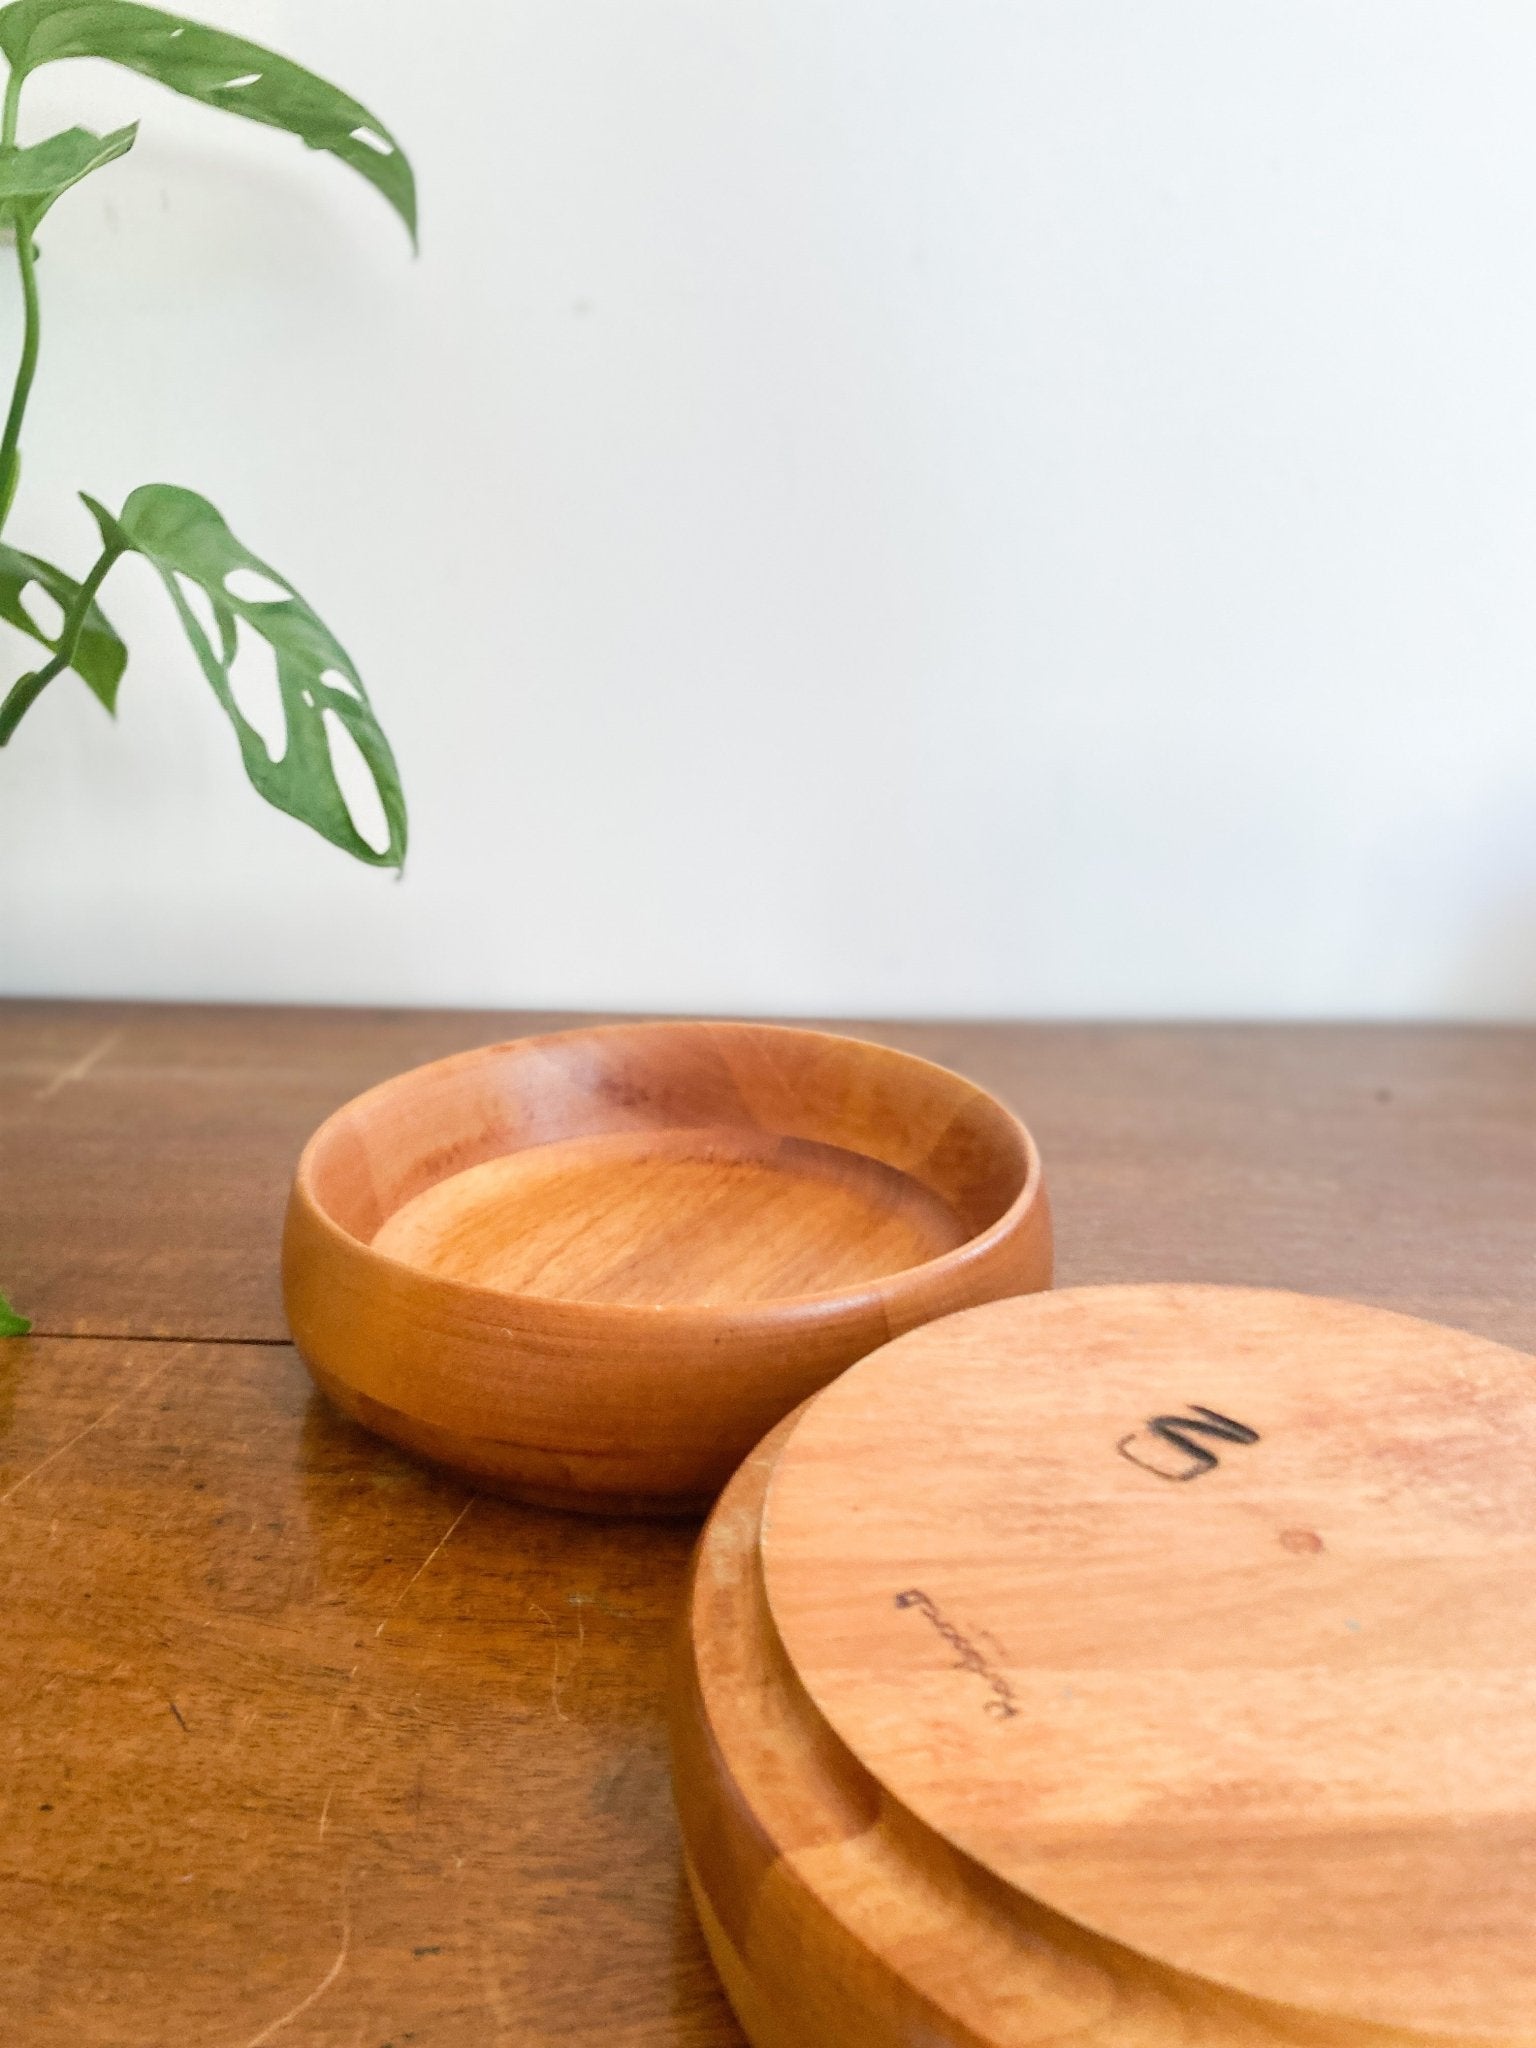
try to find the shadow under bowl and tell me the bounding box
[282,1019,1052,1516]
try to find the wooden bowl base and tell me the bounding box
[673,1287,1536,2046]
[674,1418,1261,2047]
[306,1361,713,1519]
[371,1129,971,1307]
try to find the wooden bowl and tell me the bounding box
[672,1284,1536,2046]
[282,1020,1050,1516]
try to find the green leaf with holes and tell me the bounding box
[0,121,136,225]
[90,483,406,868]
[0,1289,30,1337]
[0,1,414,241]
[0,539,127,711]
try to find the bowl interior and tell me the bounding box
[303,1023,1034,1310]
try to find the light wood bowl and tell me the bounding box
[672,1285,1536,2046]
[282,1021,1051,1516]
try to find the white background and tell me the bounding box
[3,0,1536,1018]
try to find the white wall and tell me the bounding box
[3,0,1536,1018]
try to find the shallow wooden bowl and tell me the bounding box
[282,1020,1050,1516]
[673,1284,1536,2046]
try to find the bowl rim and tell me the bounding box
[289,1018,1046,1328]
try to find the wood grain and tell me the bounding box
[0,1333,732,2046]
[284,1023,1049,1513]
[372,1133,972,1306]
[3,1000,1535,2045]
[678,1287,1536,2046]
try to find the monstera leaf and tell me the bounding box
[89,484,406,868]
[0,0,414,240]
[0,539,126,708]
[0,120,135,223]
[0,1289,29,1337]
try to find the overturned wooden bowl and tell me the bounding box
[673,1285,1536,2046]
[282,1020,1050,1515]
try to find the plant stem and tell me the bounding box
[0,76,33,1332]
[0,74,32,1336]
[0,536,124,743]
[0,218,39,538]
[0,64,32,539]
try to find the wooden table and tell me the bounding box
[2,1002,1532,2046]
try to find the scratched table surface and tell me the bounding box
[2,1002,1534,2047]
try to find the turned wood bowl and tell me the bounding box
[282,1020,1050,1516]
[672,1284,1536,2046]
